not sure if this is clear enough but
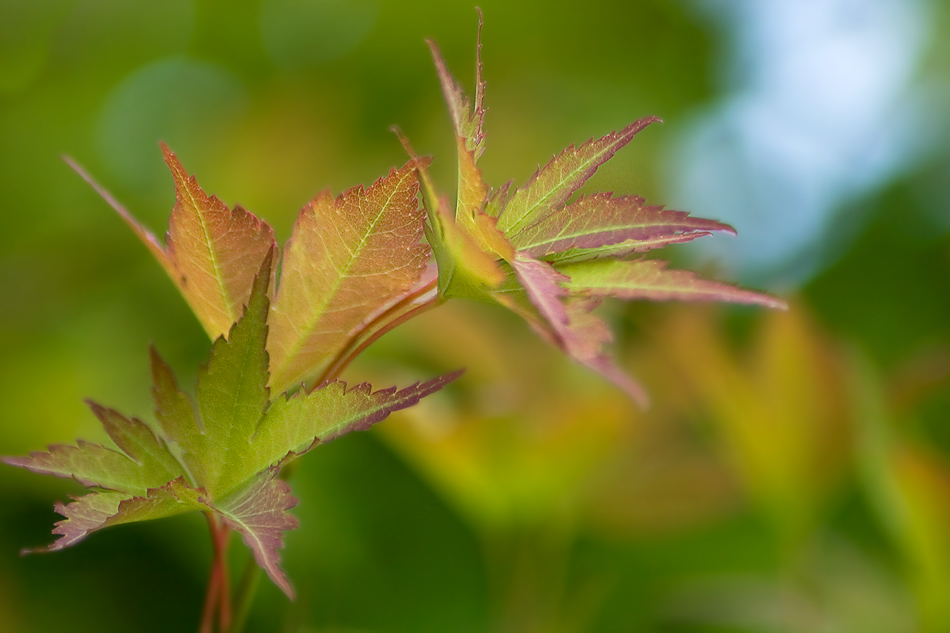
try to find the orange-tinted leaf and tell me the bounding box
[453,139,515,262]
[268,162,430,393]
[162,145,277,338]
[67,148,277,340]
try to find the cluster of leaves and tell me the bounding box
[412,21,784,405]
[3,16,782,603]
[4,250,458,596]
[7,143,461,598]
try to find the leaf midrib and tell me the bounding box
[181,174,236,330]
[501,137,623,237]
[272,170,412,386]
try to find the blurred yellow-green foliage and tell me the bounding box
[1,0,949,631]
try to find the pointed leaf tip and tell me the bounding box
[193,240,273,497]
[428,11,487,160]
[496,116,662,237]
[161,144,277,340]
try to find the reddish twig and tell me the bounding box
[199,513,232,633]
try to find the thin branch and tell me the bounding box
[200,513,223,633]
[214,521,232,632]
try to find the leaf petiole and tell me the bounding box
[200,512,232,633]
[313,278,441,386]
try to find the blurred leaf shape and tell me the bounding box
[854,351,950,632]
[652,302,853,540]
[376,302,632,534]
[660,539,915,633]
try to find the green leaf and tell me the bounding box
[2,401,186,496]
[246,371,464,477]
[189,248,273,498]
[149,346,202,484]
[87,401,187,488]
[394,136,504,301]
[3,437,176,497]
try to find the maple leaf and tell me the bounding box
[267,161,431,393]
[3,252,460,597]
[414,18,785,406]
[66,146,277,341]
[68,148,431,392]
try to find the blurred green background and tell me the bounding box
[1,0,949,631]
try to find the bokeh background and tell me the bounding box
[1,0,949,631]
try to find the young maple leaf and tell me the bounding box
[413,16,785,406]
[2,252,460,598]
[67,148,431,393]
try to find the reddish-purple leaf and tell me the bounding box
[512,192,734,260]
[216,470,299,599]
[495,118,661,237]
[511,253,571,334]
[40,491,127,552]
[507,255,649,406]
[559,258,788,309]
[36,478,207,553]
[561,298,649,406]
